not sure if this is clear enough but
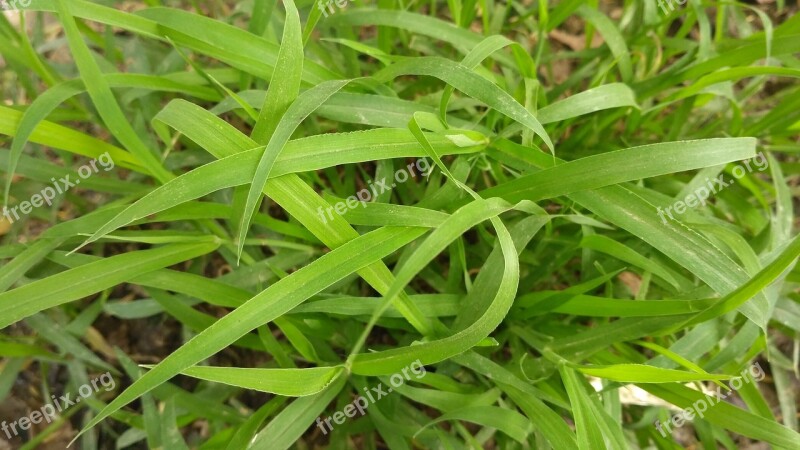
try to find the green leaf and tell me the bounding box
[374,57,554,153]
[73,226,425,443]
[415,406,533,443]
[239,80,348,260]
[54,0,173,183]
[576,364,734,383]
[163,365,343,396]
[0,242,220,329]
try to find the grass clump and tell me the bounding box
[1,0,800,449]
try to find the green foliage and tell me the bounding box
[1,0,799,448]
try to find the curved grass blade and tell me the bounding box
[455,351,579,449]
[580,235,684,291]
[148,99,438,335]
[414,406,533,443]
[72,226,425,444]
[328,9,485,55]
[482,138,757,204]
[537,83,638,124]
[161,365,343,396]
[576,5,633,82]
[641,382,800,447]
[76,127,479,249]
[248,375,347,450]
[374,57,554,153]
[350,199,520,375]
[250,0,303,144]
[3,73,219,205]
[0,241,220,329]
[439,35,531,123]
[239,80,349,260]
[54,0,173,183]
[0,105,143,172]
[559,365,608,449]
[575,364,734,383]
